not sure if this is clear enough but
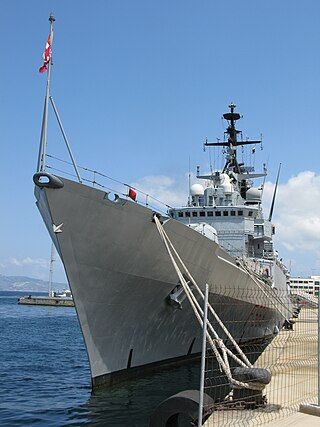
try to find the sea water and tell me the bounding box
[0,292,201,426]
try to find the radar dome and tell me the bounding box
[190,184,204,196]
[246,187,262,203]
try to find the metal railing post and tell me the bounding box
[299,292,320,417]
[198,283,209,427]
[318,297,320,406]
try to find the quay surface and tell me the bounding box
[18,295,74,307]
[261,410,320,426]
[203,307,319,426]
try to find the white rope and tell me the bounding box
[154,215,266,390]
[154,217,232,378]
[154,216,252,367]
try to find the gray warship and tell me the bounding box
[34,17,292,389]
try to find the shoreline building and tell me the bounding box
[289,276,320,297]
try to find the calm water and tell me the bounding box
[0,292,201,426]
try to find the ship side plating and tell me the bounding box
[34,174,290,386]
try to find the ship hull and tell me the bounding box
[34,177,290,387]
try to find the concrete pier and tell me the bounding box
[18,296,74,307]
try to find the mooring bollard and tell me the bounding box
[232,367,272,407]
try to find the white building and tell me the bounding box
[289,276,320,297]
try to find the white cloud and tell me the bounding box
[9,257,49,268]
[132,174,189,210]
[0,256,66,282]
[1,257,50,280]
[264,171,320,256]
[258,171,320,275]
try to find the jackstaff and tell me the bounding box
[37,14,55,173]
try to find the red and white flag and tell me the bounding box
[128,188,137,201]
[39,33,52,73]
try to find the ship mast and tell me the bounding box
[222,102,242,174]
[48,242,55,297]
[205,103,261,171]
[204,103,262,198]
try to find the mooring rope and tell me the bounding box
[155,217,252,366]
[153,215,266,390]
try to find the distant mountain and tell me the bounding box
[0,274,68,292]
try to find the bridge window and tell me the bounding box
[231,211,236,216]
[238,210,243,216]
[186,212,190,217]
[248,211,253,217]
[223,211,228,216]
[200,211,205,217]
[215,211,221,217]
[192,212,198,217]
[207,211,213,217]
[178,212,183,217]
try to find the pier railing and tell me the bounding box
[201,285,319,426]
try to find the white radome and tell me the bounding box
[190,183,204,196]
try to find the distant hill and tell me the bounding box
[0,274,68,292]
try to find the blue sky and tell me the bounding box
[1,0,320,283]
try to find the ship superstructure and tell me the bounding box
[169,103,285,285]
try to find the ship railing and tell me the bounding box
[221,246,244,258]
[45,154,173,216]
[217,230,247,236]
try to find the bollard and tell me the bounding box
[232,367,272,408]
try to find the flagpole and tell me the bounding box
[36,97,47,172]
[40,14,55,172]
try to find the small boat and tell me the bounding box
[54,289,73,299]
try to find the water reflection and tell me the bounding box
[70,362,202,427]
